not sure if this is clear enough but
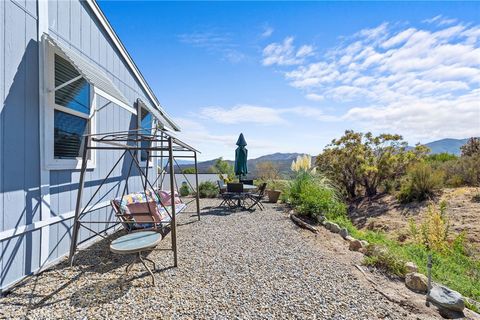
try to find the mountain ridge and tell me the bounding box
[178,138,471,174]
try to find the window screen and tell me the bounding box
[54,110,89,159]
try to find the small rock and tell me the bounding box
[405,262,418,273]
[324,221,333,230]
[339,228,349,239]
[329,223,341,233]
[405,272,428,293]
[345,235,355,242]
[360,240,369,247]
[427,285,465,312]
[349,240,363,251]
[316,215,325,224]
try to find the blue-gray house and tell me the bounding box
[0,0,181,292]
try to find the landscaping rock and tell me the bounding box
[360,240,369,248]
[405,262,418,273]
[427,285,465,313]
[339,228,349,239]
[324,221,333,230]
[405,272,428,293]
[329,223,341,233]
[345,235,355,242]
[316,215,325,224]
[349,240,363,251]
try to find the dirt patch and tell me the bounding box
[348,187,480,252]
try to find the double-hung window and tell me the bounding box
[44,45,96,170]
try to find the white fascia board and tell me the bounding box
[85,0,180,131]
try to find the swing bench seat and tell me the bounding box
[111,190,186,235]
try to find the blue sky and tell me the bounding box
[99,1,480,160]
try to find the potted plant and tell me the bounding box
[266,180,282,203]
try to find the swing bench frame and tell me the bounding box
[68,127,200,268]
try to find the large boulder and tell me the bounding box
[405,272,428,293]
[427,285,465,313]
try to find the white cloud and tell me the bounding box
[262,37,314,66]
[305,93,324,101]
[198,104,338,125]
[423,15,457,26]
[263,21,480,141]
[178,31,245,63]
[200,105,286,125]
[261,25,274,38]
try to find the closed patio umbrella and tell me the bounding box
[234,133,248,180]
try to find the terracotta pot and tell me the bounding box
[267,190,281,203]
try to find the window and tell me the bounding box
[53,54,92,159]
[139,106,152,162]
[43,43,96,170]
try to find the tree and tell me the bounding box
[460,137,480,157]
[208,157,235,181]
[255,161,280,181]
[316,130,428,199]
[182,167,196,174]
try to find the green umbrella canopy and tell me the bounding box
[234,133,248,177]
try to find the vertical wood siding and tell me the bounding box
[0,0,40,288]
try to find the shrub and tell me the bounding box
[409,202,450,252]
[179,183,190,197]
[182,167,196,174]
[285,172,347,220]
[437,155,480,187]
[364,244,407,277]
[198,181,219,198]
[398,162,443,203]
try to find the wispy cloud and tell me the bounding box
[199,104,337,125]
[261,25,274,38]
[262,37,314,66]
[423,15,457,26]
[178,31,245,63]
[263,21,480,141]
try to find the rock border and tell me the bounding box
[286,209,479,317]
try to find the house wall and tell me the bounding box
[0,0,168,291]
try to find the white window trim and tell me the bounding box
[43,42,97,170]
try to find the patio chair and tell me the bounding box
[247,182,267,211]
[226,183,247,208]
[240,179,254,185]
[217,180,227,193]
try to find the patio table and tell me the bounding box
[110,231,161,285]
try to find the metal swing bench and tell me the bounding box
[68,128,201,274]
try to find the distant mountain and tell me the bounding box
[176,152,307,176]
[423,138,469,155]
[176,138,471,175]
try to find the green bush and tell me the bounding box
[436,155,480,187]
[179,184,190,197]
[285,172,346,220]
[364,245,407,277]
[198,181,219,198]
[398,162,443,203]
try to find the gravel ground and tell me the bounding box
[0,199,429,319]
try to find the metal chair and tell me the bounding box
[227,183,246,208]
[247,182,267,211]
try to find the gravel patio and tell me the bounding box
[1,199,421,319]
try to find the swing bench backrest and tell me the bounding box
[111,190,183,233]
